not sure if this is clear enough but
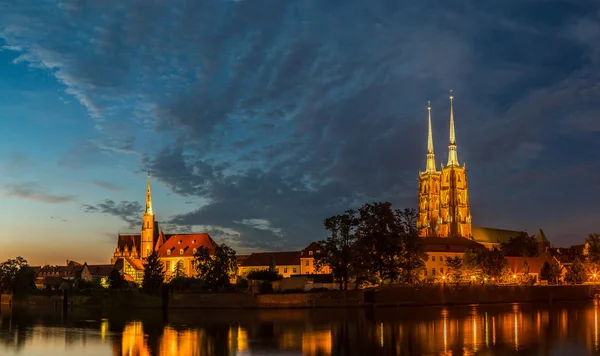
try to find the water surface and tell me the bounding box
[0,301,597,355]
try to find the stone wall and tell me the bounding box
[367,285,597,306]
[170,292,258,309]
[257,290,362,308]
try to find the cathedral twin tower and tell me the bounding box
[417,95,472,238]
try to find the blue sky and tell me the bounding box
[0,0,599,265]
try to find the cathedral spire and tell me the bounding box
[447,93,460,167]
[145,171,153,215]
[425,101,436,172]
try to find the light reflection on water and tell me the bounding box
[0,301,598,355]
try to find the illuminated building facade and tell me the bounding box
[111,173,216,283]
[418,96,471,238]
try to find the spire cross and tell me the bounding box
[425,101,437,173]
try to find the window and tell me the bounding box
[277,268,280,273]
[180,249,184,255]
[432,268,436,276]
[305,260,309,266]
[424,269,428,276]
[166,261,171,271]
[440,268,444,274]
[309,251,313,256]
[432,256,436,262]
[293,268,297,273]
[167,249,171,256]
[316,250,321,253]
[284,268,288,274]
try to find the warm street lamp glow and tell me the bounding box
[484,277,488,281]
[594,274,597,278]
[471,276,475,280]
[513,274,517,279]
[442,275,446,280]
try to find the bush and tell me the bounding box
[259,281,273,294]
[236,278,249,290]
[247,270,283,282]
[168,277,205,292]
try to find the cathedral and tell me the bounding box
[417,95,472,238]
[111,173,216,283]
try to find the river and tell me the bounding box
[0,301,597,355]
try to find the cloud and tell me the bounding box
[3,1,600,247]
[3,183,75,203]
[90,180,122,192]
[50,216,67,222]
[81,200,143,229]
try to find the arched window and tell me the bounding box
[180,249,184,255]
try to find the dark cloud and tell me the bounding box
[81,200,143,229]
[91,180,122,192]
[4,1,600,248]
[3,183,76,204]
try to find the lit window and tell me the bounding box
[440,268,444,274]
[424,269,428,276]
[293,268,297,273]
[180,249,184,255]
[166,261,171,271]
[167,250,171,256]
[305,260,309,267]
[284,268,288,274]
[316,250,321,253]
[432,268,436,276]
[432,256,436,262]
[193,248,197,254]
[309,251,313,256]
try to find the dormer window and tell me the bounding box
[180,249,184,255]
[309,251,313,256]
[167,249,171,256]
[178,240,182,245]
[192,240,196,244]
[193,248,197,254]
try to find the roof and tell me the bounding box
[156,233,217,258]
[36,262,86,277]
[87,264,114,277]
[421,237,486,253]
[506,255,552,274]
[300,242,323,257]
[471,226,526,244]
[240,251,301,267]
[236,255,250,265]
[125,257,145,271]
[116,234,141,252]
[535,229,550,243]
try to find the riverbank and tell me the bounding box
[3,285,598,310]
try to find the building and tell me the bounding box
[417,97,471,238]
[300,242,331,275]
[421,237,486,280]
[416,97,551,251]
[111,173,216,283]
[35,260,90,289]
[238,251,301,278]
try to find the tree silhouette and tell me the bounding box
[142,251,165,293]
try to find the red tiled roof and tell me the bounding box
[87,264,114,277]
[156,233,216,258]
[36,263,85,277]
[125,257,145,271]
[240,251,301,267]
[421,237,486,253]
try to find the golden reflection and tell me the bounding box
[100,319,109,342]
[158,327,201,356]
[484,312,489,348]
[380,322,384,347]
[595,305,599,350]
[302,330,332,356]
[119,322,150,356]
[492,316,496,346]
[513,306,519,351]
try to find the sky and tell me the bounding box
[0,0,599,265]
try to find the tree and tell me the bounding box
[316,209,358,290]
[246,270,282,282]
[193,244,237,287]
[356,202,404,284]
[585,233,600,265]
[445,256,463,282]
[565,258,586,284]
[142,251,165,293]
[501,233,538,257]
[462,249,482,279]
[396,208,427,284]
[108,269,125,289]
[13,266,36,297]
[0,257,29,292]
[540,259,562,284]
[173,261,187,279]
[480,248,510,281]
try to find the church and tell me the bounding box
[417,95,549,248]
[111,174,216,284]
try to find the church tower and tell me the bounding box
[417,102,441,236]
[438,94,472,238]
[140,172,155,258]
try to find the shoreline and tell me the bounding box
[3,284,598,310]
